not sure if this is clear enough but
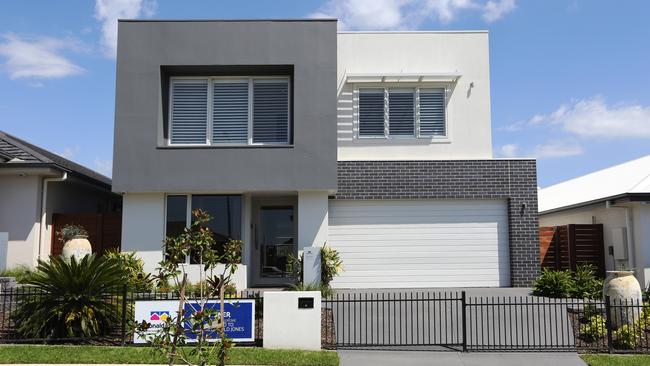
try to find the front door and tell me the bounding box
[252,200,297,286]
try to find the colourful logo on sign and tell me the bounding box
[150,311,170,321]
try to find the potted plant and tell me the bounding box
[58,224,92,260]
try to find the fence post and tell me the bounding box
[605,295,613,354]
[461,291,467,352]
[121,284,128,346]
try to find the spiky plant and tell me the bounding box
[13,255,126,339]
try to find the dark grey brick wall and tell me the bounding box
[334,160,539,287]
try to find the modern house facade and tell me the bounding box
[539,155,650,286]
[0,131,121,270]
[113,20,539,290]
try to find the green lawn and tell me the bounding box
[581,354,650,366]
[0,345,338,366]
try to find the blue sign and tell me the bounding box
[183,299,255,342]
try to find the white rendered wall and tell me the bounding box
[0,175,41,270]
[263,291,321,350]
[121,193,247,290]
[298,192,328,285]
[633,205,650,286]
[337,31,493,160]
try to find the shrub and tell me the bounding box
[613,323,645,350]
[0,265,32,283]
[288,282,333,298]
[532,268,574,298]
[13,255,126,338]
[57,224,88,243]
[579,315,607,342]
[571,264,603,299]
[320,244,343,288]
[104,250,154,292]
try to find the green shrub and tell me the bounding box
[0,265,32,283]
[571,264,603,299]
[288,282,333,298]
[12,255,126,338]
[104,250,153,292]
[579,315,607,342]
[532,268,574,298]
[56,224,88,243]
[320,244,343,288]
[613,323,645,350]
[583,303,602,320]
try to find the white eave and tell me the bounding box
[345,72,461,83]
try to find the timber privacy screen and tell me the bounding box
[2,286,650,353]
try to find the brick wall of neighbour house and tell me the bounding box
[334,160,540,287]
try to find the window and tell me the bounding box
[165,194,242,264]
[357,86,446,138]
[169,77,290,146]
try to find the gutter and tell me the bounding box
[37,172,67,263]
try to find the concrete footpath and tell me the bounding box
[338,350,587,366]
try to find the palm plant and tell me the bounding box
[13,255,126,339]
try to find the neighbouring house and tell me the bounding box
[539,155,650,286]
[113,19,539,290]
[0,131,121,270]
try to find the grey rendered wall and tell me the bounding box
[0,175,41,269]
[335,160,540,287]
[113,20,337,193]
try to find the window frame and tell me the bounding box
[167,76,291,147]
[354,84,449,140]
[164,193,244,265]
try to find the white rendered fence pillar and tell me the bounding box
[263,291,321,350]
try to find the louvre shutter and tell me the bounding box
[170,79,208,144]
[358,89,385,137]
[213,81,249,144]
[252,80,289,144]
[388,89,415,136]
[419,88,446,137]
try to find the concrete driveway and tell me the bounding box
[338,350,587,366]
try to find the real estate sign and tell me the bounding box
[133,299,255,343]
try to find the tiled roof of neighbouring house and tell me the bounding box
[0,130,111,187]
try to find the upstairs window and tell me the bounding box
[169,77,290,146]
[357,87,446,138]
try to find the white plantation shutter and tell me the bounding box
[252,80,290,144]
[358,89,385,137]
[388,89,415,136]
[170,79,208,144]
[213,81,249,144]
[419,88,446,137]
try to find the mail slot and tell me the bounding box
[298,297,314,309]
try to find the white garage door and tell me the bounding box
[328,200,510,288]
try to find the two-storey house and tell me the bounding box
[113,19,539,290]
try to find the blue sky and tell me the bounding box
[0,0,648,187]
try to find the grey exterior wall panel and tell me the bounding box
[335,160,540,287]
[113,20,337,193]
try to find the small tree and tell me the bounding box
[136,209,242,366]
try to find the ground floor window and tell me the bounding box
[165,194,242,264]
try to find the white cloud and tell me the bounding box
[59,146,80,160]
[497,143,519,158]
[310,0,514,30]
[95,0,157,57]
[0,33,85,80]
[513,96,650,139]
[533,140,583,159]
[482,0,516,22]
[93,158,113,177]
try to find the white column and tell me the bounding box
[121,193,165,274]
[263,291,321,350]
[298,191,329,285]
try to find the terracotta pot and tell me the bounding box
[62,236,92,261]
[603,270,643,328]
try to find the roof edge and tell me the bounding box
[539,193,650,215]
[118,18,337,23]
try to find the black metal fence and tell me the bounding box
[0,286,263,345]
[322,291,650,353]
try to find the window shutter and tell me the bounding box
[213,81,249,144]
[388,89,415,136]
[252,80,289,144]
[358,89,385,137]
[419,88,446,137]
[170,79,208,144]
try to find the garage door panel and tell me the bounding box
[328,200,510,288]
